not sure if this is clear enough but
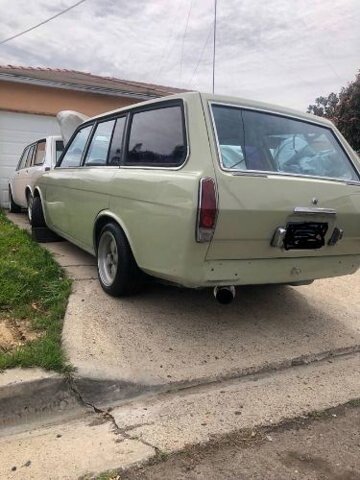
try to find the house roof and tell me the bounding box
[0,65,186,100]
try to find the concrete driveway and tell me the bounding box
[7,213,360,397]
[64,271,360,386]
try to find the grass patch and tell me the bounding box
[0,210,71,372]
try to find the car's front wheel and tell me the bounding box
[97,223,144,297]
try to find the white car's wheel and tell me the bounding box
[27,193,34,224]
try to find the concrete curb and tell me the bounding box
[71,343,360,408]
[0,370,80,429]
[71,375,154,407]
[2,344,360,429]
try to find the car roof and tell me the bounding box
[24,135,63,148]
[84,91,334,129]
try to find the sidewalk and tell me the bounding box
[0,352,359,479]
[119,401,360,480]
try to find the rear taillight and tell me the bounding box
[196,177,218,242]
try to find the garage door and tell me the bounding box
[0,111,60,207]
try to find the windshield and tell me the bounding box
[211,104,359,182]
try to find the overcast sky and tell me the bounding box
[0,0,359,110]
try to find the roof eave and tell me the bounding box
[0,72,161,100]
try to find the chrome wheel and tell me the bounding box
[98,231,119,287]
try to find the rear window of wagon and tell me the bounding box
[211,104,359,182]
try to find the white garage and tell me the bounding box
[0,111,59,207]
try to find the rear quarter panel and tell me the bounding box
[106,94,217,284]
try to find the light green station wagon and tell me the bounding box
[33,92,360,303]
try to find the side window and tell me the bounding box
[55,141,64,162]
[108,116,126,165]
[17,147,29,170]
[33,141,46,166]
[125,105,186,167]
[59,125,92,168]
[84,119,116,166]
[25,145,35,168]
[212,105,246,169]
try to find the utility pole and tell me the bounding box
[212,0,217,94]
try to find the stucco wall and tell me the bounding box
[0,81,140,117]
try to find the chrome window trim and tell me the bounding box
[67,99,191,172]
[33,140,47,166]
[82,117,117,168]
[78,165,120,170]
[121,99,190,171]
[208,100,360,185]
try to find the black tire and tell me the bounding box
[31,196,63,243]
[31,196,46,228]
[97,222,144,297]
[26,192,34,225]
[8,188,21,213]
[288,280,314,286]
[32,226,63,243]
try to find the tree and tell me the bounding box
[307,71,360,152]
[307,92,339,120]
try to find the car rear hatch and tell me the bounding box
[56,110,89,146]
[205,101,360,261]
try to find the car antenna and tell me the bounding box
[212,0,218,94]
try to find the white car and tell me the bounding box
[8,136,64,222]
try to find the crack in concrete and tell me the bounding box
[110,418,158,450]
[63,347,360,459]
[66,376,159,453]
[64,346,360,421]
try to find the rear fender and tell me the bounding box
[93,210,137,259]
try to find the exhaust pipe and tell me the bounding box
[214,286,236,304]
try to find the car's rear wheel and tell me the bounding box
[8,188,21,213]
[31,196,46,228]
[97,223,144,297]
[27,192,34,224]
[31,196,62,243]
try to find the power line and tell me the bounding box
[187,26,213,88]
[155,0,188,77]
[180,0,194,81]
[0,0,88,46]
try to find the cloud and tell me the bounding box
[0,0,358,110]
